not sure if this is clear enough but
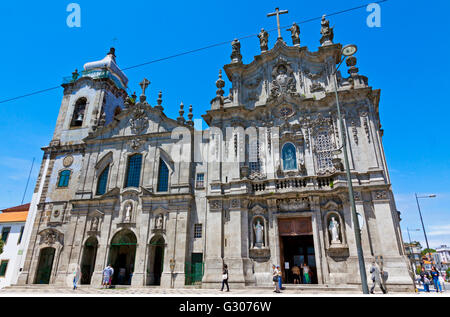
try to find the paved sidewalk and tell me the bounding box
[0,285,448,296]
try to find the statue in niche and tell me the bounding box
[124,203,132,222]
[253,219,264,248]
[156,214,163,229]
[257,28,269,52]
[91,217,99,231]
[328,216,341,244]
[282,144,297,170]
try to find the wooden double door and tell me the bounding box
[278,217,318,284]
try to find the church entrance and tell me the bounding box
[108,230,137,285]
[80,237,98,285]
[34,247,55,284]
[147,236,165,285]
[278,217,318,284]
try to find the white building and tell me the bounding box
[0,204,29,289]
[434,245,450,272]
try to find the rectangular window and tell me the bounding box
[196,173,205,189]
[194,224,202,238]
[157,160,169,192]
[0,260,8,277]
[18,226,25,244]
[1,227,11,245]
[125,154,143,188]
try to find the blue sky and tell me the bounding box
[0,1,448,248]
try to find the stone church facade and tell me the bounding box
[17,17,413,291]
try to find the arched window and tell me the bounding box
[157,159,169,192]
[125,154,142,188]
[282,143,297,171]
[96,165,110,195]
[58,170,71,188]
[71,98,87,127]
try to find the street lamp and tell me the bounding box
[332,44,369,294]
[415,193,436,259]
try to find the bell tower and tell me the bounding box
[52,48,128,145]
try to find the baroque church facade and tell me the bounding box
[17,16,413,291]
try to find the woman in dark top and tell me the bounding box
[431,266,442,292]
[221,264,230,292]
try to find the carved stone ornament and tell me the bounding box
[373,190,388,200]
[277,198,310,212]
[269,58,297,99]
[63,155,74,168]
[231,199,240,209]
[129,103,149,135]
[210,200,222,210]
[39,229,62,245]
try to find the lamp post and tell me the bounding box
[415,193,436,264]
[331,44,369,294]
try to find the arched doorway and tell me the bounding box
[80,237,98,285]
[108,230,137,285]
[147,236,165,285]
[34,247,56,284]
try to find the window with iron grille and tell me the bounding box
[157,159,169,192]
[315,130,333,171]
[96,165,110,195]
[57,170,71,188]
[194,224,202,238]
[125,154,142,188]
[196,173,205,189]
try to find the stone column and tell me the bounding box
[310,196,328,284]
[202,200,224,289]
[223,199,248,288]
[371,190,414,291]
[160,208,189,288]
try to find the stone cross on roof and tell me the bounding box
[139,78,150,96]
[267,7,289,39]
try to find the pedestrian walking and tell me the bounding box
[102,264,114,289]
[423,274,431,292]
[380,268,388,294]
[277,265,284,290]
[438,274,446,292]
[431,266,442,293]
[272,265,281,293]
[220,264,229,292]
[73,266,81,290]
[292,265,301,284]
[369,261,386,294]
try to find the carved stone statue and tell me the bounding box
[320,15,334,46]
[253,219,264,248]
[124,203,132,222]
[257,28,269,52]
[282,145,297,170]
[287,23,300,46]
[156,214,163,229]
[328,216,341,244]
[230,39,242,63]
[91,217,99,231]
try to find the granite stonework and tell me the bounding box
[17,22,414,292]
